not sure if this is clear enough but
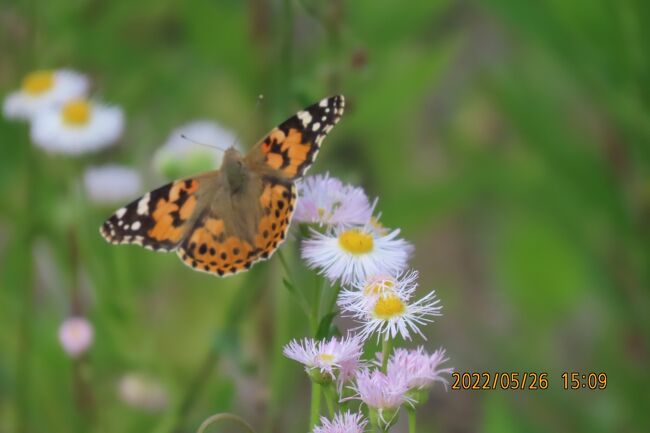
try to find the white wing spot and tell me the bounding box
[131,221,142,231]
[297,110,312,127]
[116,207,127,218]
[312,122,321,131]
[319,98,328,107]
[137,193,150,215]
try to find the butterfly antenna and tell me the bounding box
[180,134,228,153]
[229,93,265,149]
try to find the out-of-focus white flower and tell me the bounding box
[154,120,239,179]
[314,411,367,433]
[347,368,410,428]
[283,335,363,389]
[3,69,89,120]
[294,173,374,226]
[31,98,124,154]
[385,347,452,390]
[301,226,412,285]
[338,270,419,311]
[342,275,442,342]
[118,373,169,411]
[83,164,142,204]
[58,316,94,358]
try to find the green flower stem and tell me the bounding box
[381,338,393,374]
[310,383,322,430]
[312,274,325,335]
[408,409,416,433]
[324,384,336,417]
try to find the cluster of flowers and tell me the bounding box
[283,174,452,432]
[3,68,242,411]
[3,68,240,206]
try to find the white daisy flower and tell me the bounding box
[314,411,368,433]
[83,164,142,205]
[30,98,124,154]
[343,277,442,341]
[301,226,412,285]
[294,173,374,226]
[3,69,89,120]
[58,316,94,358]
[154,120,239,179]
[338,269,419,311]
[283,335,364,388]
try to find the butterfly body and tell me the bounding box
[100,95,345,276]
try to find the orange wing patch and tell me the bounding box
[254,95,345,180]
[100,178,200,252]
[176,180,297,276]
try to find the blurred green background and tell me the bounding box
[1,0,649,432]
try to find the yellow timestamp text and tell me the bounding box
[561,372,607,390]
[451,372,549,390]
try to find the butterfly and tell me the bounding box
[100,96,345,276]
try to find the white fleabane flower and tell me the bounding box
[314,411,368,433]
[338,270,419,311]
[31,98,124,154]
[3,69,89,120]
[283,335,363,389]
[294,173,374,226]
[386,347,453,390]
[84,164,142,205]
[343,275,442,341]
[58,316,94,358]
[154,120,239,179]
[301,226,412,285]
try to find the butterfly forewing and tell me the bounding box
[100,178,202,251]
[249,95,345,180]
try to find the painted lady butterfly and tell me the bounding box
[100,96,345,276]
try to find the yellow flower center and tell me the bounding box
[364,278,395,296]
[318,353,335,364]
[22,70,55,95]
[338,229,374,255]
[62,99,91,125]
[373,294,406,320]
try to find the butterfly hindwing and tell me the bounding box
[100,178,201,251]
[249,95,345,180]
[176,178,297,276]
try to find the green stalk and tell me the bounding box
[310,383,322,429]
[197,413,256,433]
[408,409,416,433]
[323,384,336,417]
[381,338,393,374]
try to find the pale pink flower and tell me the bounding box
[347,368,411,425]
[283,335,363,388]
[314,411,367,433]
[58,316,94,357]
[295,173,374,226]
[386,347,453,390]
